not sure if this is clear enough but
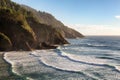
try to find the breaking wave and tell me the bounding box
[4,36,120,80]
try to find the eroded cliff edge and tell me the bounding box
[0,0,83,51]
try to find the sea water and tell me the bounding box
[4,36,120,80]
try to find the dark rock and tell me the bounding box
[0,32,12,51]
[36,42,57,49]
[0,0,83,51]
[0,8,36,51]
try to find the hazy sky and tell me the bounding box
[12,0,120,36]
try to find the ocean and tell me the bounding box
[4,36,120,80]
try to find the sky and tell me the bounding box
[12,0,120,36]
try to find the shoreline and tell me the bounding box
[2,48,120,80]
[3,49,104,80]
[0,52,26,80]
[0,48,59,80]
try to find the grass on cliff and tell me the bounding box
[0,8,36,40]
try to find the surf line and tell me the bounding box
[30,51,98,80]
[55,49,120,73]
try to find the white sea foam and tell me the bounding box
[4,50,120,80]
[115,65,120,71]
[61,51,108,64]
[33,50,89,71]
[31,50,120,79]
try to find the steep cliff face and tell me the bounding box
[0,8,37,51]
[0,0,69,51]
[27,17,68,45]
[0,32,12,51]
[22,5,84,38]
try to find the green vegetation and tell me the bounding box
[0,7,36,51]
[0,0,79,79]
[22,5,84,38]
[0,8,36,40]
[0,0,70,51]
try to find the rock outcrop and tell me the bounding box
[0,8,37,51]
[0,0,83,51]
[22,5,84,38]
